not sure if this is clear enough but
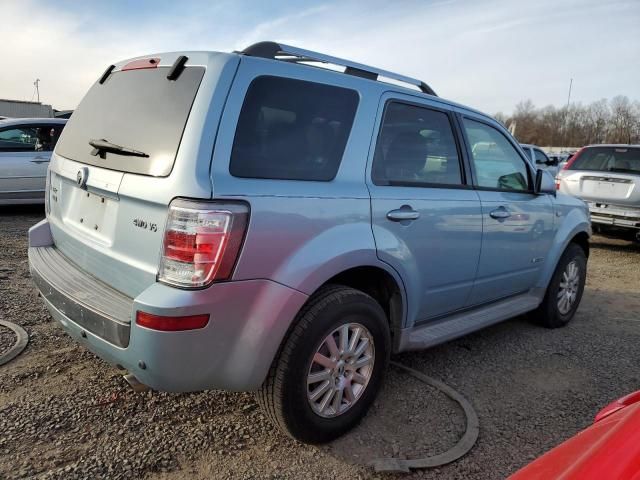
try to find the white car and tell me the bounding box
[0,118,66,205]
[556,144,640,239]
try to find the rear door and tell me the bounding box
[460,116,554,304]
[0,123,62,201]
[368,94,482,322]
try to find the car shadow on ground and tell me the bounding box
[0,204,45,217]
[590,232,640,253]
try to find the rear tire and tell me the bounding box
[256,284,390,444]
[533,243,587,328]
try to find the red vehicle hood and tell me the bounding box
[510,401,640,480]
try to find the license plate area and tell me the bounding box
[60,182,119,245]
[582,179,631,199]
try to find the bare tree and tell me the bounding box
[495,96,639,147]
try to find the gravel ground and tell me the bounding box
[0,323,17,356]
[1,205,639,480]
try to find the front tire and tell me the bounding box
[533,243,587,328]
[256,285,390,444]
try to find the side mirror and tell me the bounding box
[534,169,556,195]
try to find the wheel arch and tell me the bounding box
[305,264,407,353]
[537,210,591,291]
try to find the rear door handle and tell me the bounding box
[489,207,511,219]
[387,208,420,222]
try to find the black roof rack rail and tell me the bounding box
[241,41,437,96]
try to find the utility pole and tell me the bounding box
[34,79,40,103]
[566,78,573,109]
[562,78,573,147]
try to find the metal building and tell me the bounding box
[0,99,53,119]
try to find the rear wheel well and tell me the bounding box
[571,231,590,258]
[322,267,403,345]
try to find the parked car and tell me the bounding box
[27,42,591,443]
[521,144,559,176]
[510,390,640,479]
[556,144,640,239]
[0,117,67,205]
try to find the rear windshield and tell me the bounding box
[56,66,205,177]
[230,76,359,181]
[570,146,640,175]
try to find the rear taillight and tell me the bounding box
[562,147,585,171]
[158,199,249,288]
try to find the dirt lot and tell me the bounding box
[1,205,639,480]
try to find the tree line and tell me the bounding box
[494,96,640,147]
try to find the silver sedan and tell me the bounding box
[0,117,67,205]
[556,144,640,237]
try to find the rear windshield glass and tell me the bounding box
[230,76,359,181]
[55,66,205,177]
[570,146,640,175]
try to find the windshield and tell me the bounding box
[569,146,640,175]
[55,66,205,177]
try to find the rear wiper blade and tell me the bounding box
[89,139,149,159]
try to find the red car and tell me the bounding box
[510,390,640,480]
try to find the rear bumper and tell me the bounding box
[28,219,309,392]
[587,203,640,230]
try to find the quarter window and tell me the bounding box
[372,102,462,186]
[230,76,359,181]
[463,119,530,191]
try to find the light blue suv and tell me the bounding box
[28,42,590,443]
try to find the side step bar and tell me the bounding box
[397,291,543,352]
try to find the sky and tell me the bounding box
[0,0,638,114]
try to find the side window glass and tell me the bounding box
[534,149,549,165]
[0,127,39,152]
[38,125,65,151]
[463,118,530,191]
[372,102,462,186]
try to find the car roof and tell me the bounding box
[0,117,67,126]
[584,144,640,148]
[112,45,495,125]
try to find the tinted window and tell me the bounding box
[372,102,462,186]
[230,76,358,181]
[0,124,64,152]
[56,67,205,177]
[463,119,530,191]
[569,147,640,175]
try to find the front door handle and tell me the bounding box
[387,207,420,222]
[489,207,511,219]
[31,157,49,164]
